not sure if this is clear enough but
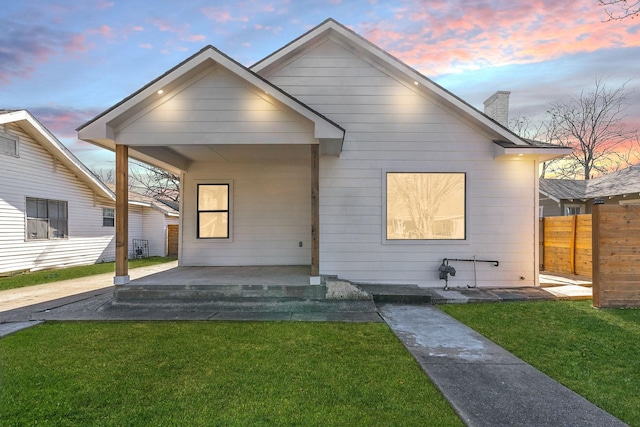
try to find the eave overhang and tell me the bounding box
[493,140,573,162]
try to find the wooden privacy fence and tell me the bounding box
[593,204,640,308]
[541,214,592,277]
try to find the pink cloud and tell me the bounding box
[148,18,206,43]
[201,7,234,23]
[358,0,640,76]
[88,24,114,39]
[97,1,114,10]
[139,43,153,49]
[0,19,97,85]
[31,106,103,140]
[65,34,92,53]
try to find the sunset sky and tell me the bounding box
[2,0,640,170]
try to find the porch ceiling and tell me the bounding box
[133,143,311,166]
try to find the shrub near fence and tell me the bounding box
[542,215,592,277]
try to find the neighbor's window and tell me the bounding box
[26,197,68,240]
[564,205,583,216]
[197,184,229,238]
[103,208,115,227]
[386,172,465,240]
[0,132,18,157]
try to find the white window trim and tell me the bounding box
[194,180,234,242]
[381,169,469,245]
[25,197,69,241]
[102,207,115,227]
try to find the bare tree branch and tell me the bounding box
[129,161,180,202]
[89,167,116,184]
[599,0,640,20]
[545,77,636,179]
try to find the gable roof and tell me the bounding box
[540,165,640,201]
[77,44,345,172]
[0,109,114,200]
[251,18,571,161]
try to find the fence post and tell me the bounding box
[592,204,602,307]
[570,215,577,274]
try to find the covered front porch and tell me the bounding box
[109,265,377,317]
[77,46,345,288]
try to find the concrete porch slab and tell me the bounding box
[129,265,312,287]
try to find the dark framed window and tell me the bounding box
[386,172,466,240]
[197,184,229,239]
[103,208,115,227]
[26,197,68,240]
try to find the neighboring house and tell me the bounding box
[105,184,179,258]
[540,165,640,217]
[78,19,570,287]
[0,110,179,275]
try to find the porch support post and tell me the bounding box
[114,144,130,285]
[310,144,320,285]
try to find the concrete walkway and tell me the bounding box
[378,304,626,427]
[0,260,179,313]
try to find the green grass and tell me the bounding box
[0,322,463,426]
[0,257,176,292]
[440,300,640,426]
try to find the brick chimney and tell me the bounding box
[483,91,511,127]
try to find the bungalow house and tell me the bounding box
[0,110,178,275]
[77,19,570,288]
[540,165,640,217]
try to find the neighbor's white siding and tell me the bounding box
[181,156,311,266]
[0,123,114,274]
[141,208,170,257]
[262,38,537,287]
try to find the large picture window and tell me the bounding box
[26,197,68,240]
[197,184,229,239]
[386,173,465,240]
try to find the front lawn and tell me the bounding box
[0,257,176,292]
[440,300,640,426]
[0,322,463,426]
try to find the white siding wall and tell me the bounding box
[181,158,311,266]
[141,208,169,257]
[0,123,115,274]
[264,39,537,287]
[117,66,315,146]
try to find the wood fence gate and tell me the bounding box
[541,214,592,277]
